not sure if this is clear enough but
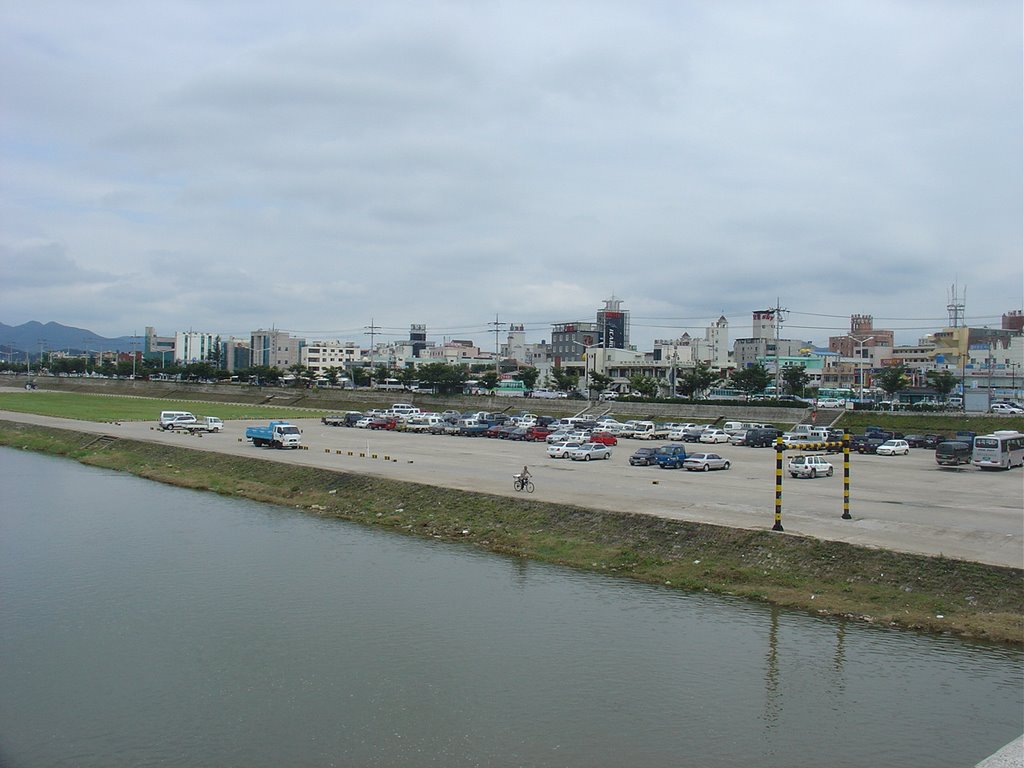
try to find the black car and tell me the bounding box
[850,434,886,454]
[922,433,948,448]
[903,434,928,448]
[746,427,784,447]
[629,447,659,466]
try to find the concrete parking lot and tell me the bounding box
[3,411,1022,568]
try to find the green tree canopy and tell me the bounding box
[550,366,580,393]
[730,363,771,398]
[926,369,958,399]
[677,362,716,399]
[874,364,909,397]
[628,374,659,399]
[781,364,810,397]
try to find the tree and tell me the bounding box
[373,364,391,385]
[628,374,659,399]
[416,362,467,395]
[323,367,340,386]
[926,370,958,400]
[781,364,810,397]
[549,365,579,393]
[351,366,371,387]
[730,363,771,399]
[588,371,612,394]
[874,364,908,400]
[478,370,500,390]
[677,362,716,399]
[517,367,540,390]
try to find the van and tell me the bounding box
[159,411,195,430]
[935,441,971,467]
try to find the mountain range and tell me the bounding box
[0,322,135,357]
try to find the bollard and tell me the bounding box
[842,431,852,519]
[773,438,784,531]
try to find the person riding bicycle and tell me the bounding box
[518,466,531,482]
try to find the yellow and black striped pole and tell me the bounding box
[773,437,784,531]
[842,430,852,519]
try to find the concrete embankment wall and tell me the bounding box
[25,375,810,425]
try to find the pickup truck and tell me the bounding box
[322,412,363,427]
[180,416,224,433]
[245,421,302,449]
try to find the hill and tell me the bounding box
[0,321,134,358]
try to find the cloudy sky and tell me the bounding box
[1,1,1021,351]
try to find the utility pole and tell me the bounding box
[772,299,788,397]
[489,314,502,382]
[364,318,381,381]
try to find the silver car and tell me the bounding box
[682,452,731,472]
[568,443,613,461]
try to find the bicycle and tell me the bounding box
[513,474,535,493]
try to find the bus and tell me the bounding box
[971,430,1024,470]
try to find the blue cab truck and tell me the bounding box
[245,421,302,449]
[654,443,688,469]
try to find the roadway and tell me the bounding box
[2,410,1022,569]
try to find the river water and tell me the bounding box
[0,448,1020,767]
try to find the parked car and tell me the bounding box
[921,433,948,448]
[746,427,784,447]
[788,455,835,478]
[935,441,972,467]
[629,447,659,466]
[547,441,582,459]
[682,425,712,443]
[683,452,731,472]
[699,429,731,444]
[903,434,928,448]
[817,398,845,408]
[990,403,1024,414]
[569,443,613,461]
[589,431,618,446]
[875,439,911,456]
[525,426,553,441]
[850,434,886,454]
[653,444,688,469]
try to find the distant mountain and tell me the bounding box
[0,321,135,357]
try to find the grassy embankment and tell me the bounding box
[1,411,1021,646]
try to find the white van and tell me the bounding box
[159,411,195,430]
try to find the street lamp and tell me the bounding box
[845,335,876,402]
[569,341,598,399]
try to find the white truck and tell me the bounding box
[179,416,224,433]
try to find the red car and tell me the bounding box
[368,417,398,430]
[589,431,618,446]
[526,426,553,441]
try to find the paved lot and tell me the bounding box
[3,410,1022,568]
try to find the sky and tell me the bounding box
[1,1,1021,352]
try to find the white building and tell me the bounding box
[301,340,362,377]
[174,331,216,364]
[251,329,302,369]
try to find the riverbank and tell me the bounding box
[3,420,1021,646]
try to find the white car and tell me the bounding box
[817,398,846,408]
[788,455,834,478]
[547,441,582,459]
[699,429,731,444]
[568,443,613,461]
[990,403,1024,414]
[875,439,910,456]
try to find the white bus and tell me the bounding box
[971,430,1024,470]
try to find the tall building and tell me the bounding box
[409,324,428,357]
[174,331,216,364]
[251,329,302,369]
[596,296,629,349]
[828,315,894,357]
